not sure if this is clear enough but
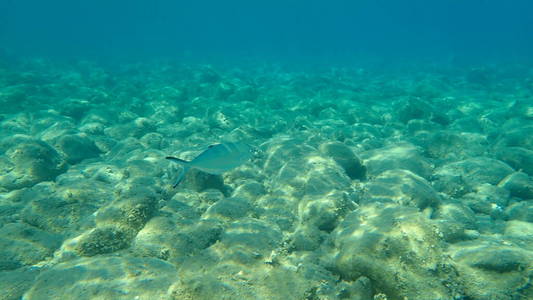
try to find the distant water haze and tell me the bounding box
[1,0,532,63]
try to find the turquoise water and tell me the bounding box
[1,2,533,300]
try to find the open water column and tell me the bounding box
[0,1,532,299]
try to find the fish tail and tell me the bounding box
[166,156,189,165]
[166,156,191,188]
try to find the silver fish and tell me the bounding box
[166,142,253,187]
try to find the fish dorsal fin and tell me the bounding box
[208,144,220,149]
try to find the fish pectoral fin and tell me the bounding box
[171,164,191,188]
[173,169,186,188]
[166,157,192,188]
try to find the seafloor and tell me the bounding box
[0,59,532,300]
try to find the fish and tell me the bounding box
[166,142,253,187]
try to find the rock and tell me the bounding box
[305,164,352,196]
[449,239,532,299]
[475,215,506,234]
[433,219,471,243]
[319,142,366,180]
[69,185,159,257]
[0,188,37,226]
[505,200,533,222]
[92,136,116,154]
[363,169,440,209]
[265,137,354,200]
[294,263,339,298]
[431,170,472,198]
[495,125,533,151]
[415,130,487,160]
[79,121,105,135]
[396,97,432,123]
[167,191,208,216]
[75,226,131,257]
[289,224,326,251]
[336,277,373,300]
[133,117,157,136]
[170,258,333,300]
[464,247,528,272]
[495,147,533,176]
[208,110,235,129]
[161,197,201,220]
[103,116,157,140]
[433,157,514,193]
[132,217,222,264]
[0,137,66,191]
[36,118,77,143]
[59,98,92,120]
[406,119,442,135]
[339,123,383,143]
[300,190,357,232]
[498,172,533,199]
[0,113,31,135]
[174,168,227,193]
[0,223,62,271]
[0,267,40,300]
[0,202,23,226]
[21,180,109,234]
[55,133,102,165]
[504,220,533,249]
[263,139,321,194]
[212,218,282,263]
[449,116,484,133]
[256,195,297,232]
[432,202,478,243]
[187,219,224,251]
[144,86,185,103]
[24,256,178,300]
[360,143,433,178]
[204,197,252,221]
[198,189,225,205]
[96,185,158,231]
[168,272,242,300]
[462,184,510,218]
[510,99,533,120]
[140,132,165,149]
[103,123,136,140]
[262,138,316,175]
[332,204,454,299]
[0,84,32,114]
[434,201,478,230]
[88,164,125,184]
[231,180,266,200]
[260,207,296,232]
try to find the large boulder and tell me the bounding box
[495,147,533,176]
[498,172,533,200]
[0,223,62,271]
[360,143,433,179]
[363,169,440,209]
[0,136,66,191]
[319,142,366,180]
[433,157,514,196]
[23,256,178,300]
[331,204,458,299]
[55,133,101,164]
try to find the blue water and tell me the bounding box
[1,0,532,63]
